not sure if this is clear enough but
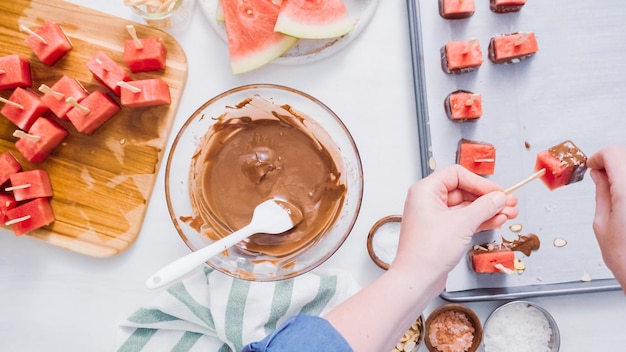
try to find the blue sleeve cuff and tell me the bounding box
[242,315,353,352]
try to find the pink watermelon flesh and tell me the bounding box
[40,75,88,120]
[9,170,53,202]
[123,38,167,73]
[0,152,22,185]
[274,0,354,39]
[15,117,69,163]
[472,250,515,273]
[24,20,72,66]
[0,192,17,224]
[5,197,55,236]
[67,90,120,134]
[221,0,297,74]
[0,55,32,90]
[86,51,131,96]
[120,79,171,108]
[0,87,48,131]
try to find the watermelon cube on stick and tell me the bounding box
[471,250,515,273]
[7,169,53,201]
[14,117,69,163]
[445,90,482,121]
[5,197,55,236]
[0,152,22,185]
[0,87,49,130]
[0,192,17,225]
[86,51,131,96]
[490,0,527,13]
[119,79,171,108]
[457,139,496,175]
[439,0,475,19]
[221,0,297,74]
[39,75,88,120]
[442,39,484,74]
[0,54,32,90]
[67,90,120,134]
[274,0,355,39]
[123,25,167,73]
[535,140,588,190]
[21,21,72,66]
[488,32,538,65]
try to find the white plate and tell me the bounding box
[198,0,379,65]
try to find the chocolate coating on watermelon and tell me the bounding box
[535,140,587,190]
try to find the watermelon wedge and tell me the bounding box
[274,0,354,39]
[221,0,297,74]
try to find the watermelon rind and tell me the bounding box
[231,38,296,74]
[274,0,355,39]
[221,0,297,74]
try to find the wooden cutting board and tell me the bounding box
[0,0,188,256]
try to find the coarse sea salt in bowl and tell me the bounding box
[424,303,482,352]
[366,215,402,270]
[483,300,560,352]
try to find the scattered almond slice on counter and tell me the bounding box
[581,271,592,282]
[514,258,525,273]
[553,238,568,247]
[509,223,523,233]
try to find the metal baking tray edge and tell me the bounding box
[405,0,621,302]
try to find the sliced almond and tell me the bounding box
[514,258,526,272]
[509,223,523,233]
[553,238,568,247]
[581,271,592,282]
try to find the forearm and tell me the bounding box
[324,267,443,351]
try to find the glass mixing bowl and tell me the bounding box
[165,84,363,281]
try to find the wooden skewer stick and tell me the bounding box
[5,183,31,192]
[474,158,495,163]
[117,81,142,93]
[126,25,144,49]
[463,38,478,54]
[38,84,64,99]
[66,97,91,114]
[5,215,32,226]
[514,32,531,46]
[95,58,109,72]
[19,23,48,45]
[504,168,546,195]
[13,130,41,142]
[494,263,515,274]
[0,96,24,110]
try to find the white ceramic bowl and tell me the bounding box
[165,84,363,281]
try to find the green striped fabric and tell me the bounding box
[115,268,359,352]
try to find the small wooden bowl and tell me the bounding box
[424,303,483,352]
[366,215,402,270]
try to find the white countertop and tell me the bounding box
[0,1,624,351]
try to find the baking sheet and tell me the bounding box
[407,0,625,300]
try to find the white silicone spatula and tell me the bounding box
[146,198,303,289]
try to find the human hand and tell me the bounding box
[587,144,626,292]
[392,165,518,289]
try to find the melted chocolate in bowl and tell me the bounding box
[190,96,346,257]
[165,85,363,281]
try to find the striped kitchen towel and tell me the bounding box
[115,267,360,352]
